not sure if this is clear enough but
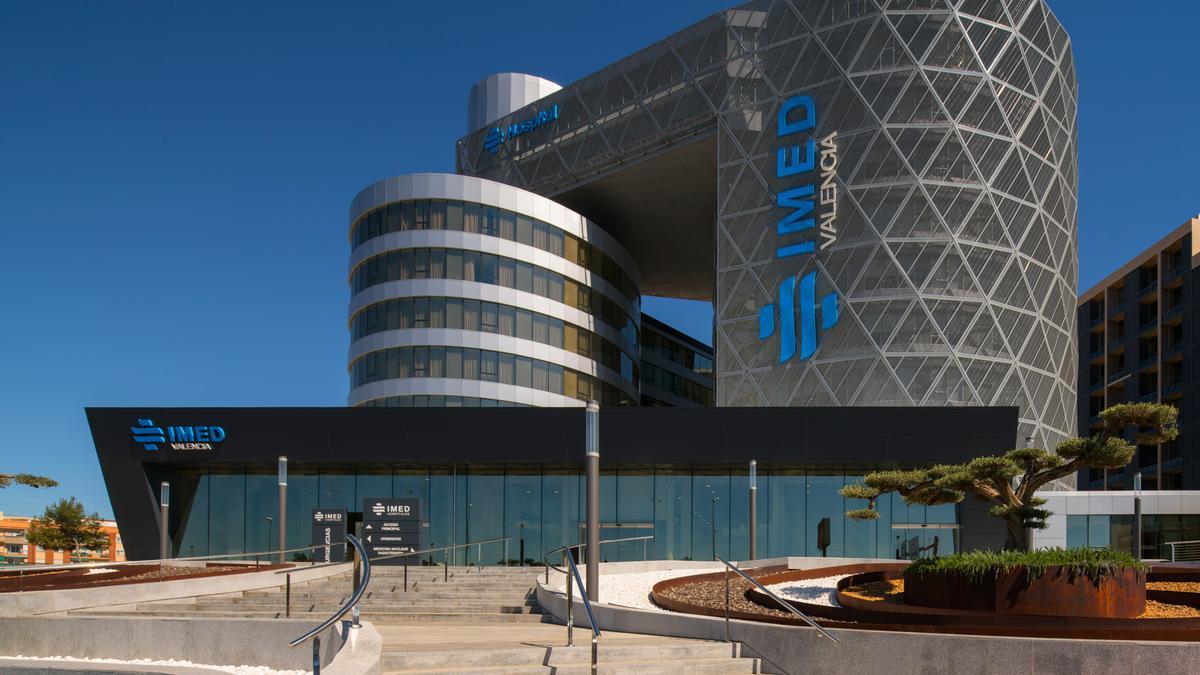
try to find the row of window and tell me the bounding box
[641,362,715,407]
[360,396,532,408]
[351,199,638,302]
[351,346,636,407]
[351,297,635,384]
[350,247,637,344]
[641,325,714,377]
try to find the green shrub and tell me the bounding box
[906,548,1147,584]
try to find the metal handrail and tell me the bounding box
[0,541,348,574]
[1,541,351,593]
[543,534,655,583]
[366,536,513,592]
[1165,540,1200,562]
[541,534,654,675]
[289,534,369,674]
[366,535,512,566]
[565,550,600,675]
[714,555,838,644]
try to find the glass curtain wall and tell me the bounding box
[163,464,960,562]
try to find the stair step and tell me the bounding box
[383,642,741,670]
[383,656,759,674]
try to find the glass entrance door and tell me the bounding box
[891,524,960,559]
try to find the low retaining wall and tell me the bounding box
[0,562,352,617]
[536,558,1200,674]
[0,616,350,672]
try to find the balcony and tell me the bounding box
[1163,381,1185,398]
[1139,279,1159,298]
[1166,262,1189,280]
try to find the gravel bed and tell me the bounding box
[1148,581,1200,593]
[764,575,848,607]
[656,577,793,618]
[551,568,713,611]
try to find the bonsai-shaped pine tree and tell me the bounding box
[841,403,1179,551]
[0,473,56,489]
[25,497,109,562]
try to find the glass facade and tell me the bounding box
[165,464,959,563]
[1067,513,1200,559]
[350,346,635,407]
[350,198,639,303]
[350,247,637,344]
[352,296,635,384]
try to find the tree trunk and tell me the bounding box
[1003,517,1030,551]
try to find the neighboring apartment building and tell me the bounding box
[639,315,714,407]
[1077,217,1200,490]
[0,512,125,565]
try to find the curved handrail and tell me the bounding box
[290,534,370,647]
[714,554,838,643]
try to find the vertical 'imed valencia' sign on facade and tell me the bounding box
[758,94,840,363]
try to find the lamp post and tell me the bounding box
[585,401,600,602]
[1134,473,1143,561]
[749,460,758,561]
[159,481,170,561]
[278,456,288,563]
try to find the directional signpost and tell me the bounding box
[310,508,347,563]
[361,498,421,565]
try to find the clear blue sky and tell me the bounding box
[1,1,1197,519]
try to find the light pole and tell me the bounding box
[585,401,600,602]
[277,456,288,564]
[266,516,274,560]
[159,481,170,561]
[1133,473,1143,560]
[749,460,758,561]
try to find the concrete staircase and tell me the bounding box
[381,639,763,674]
[70,564,764,672]
[72,565,549,623]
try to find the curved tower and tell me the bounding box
[347,173,641,408]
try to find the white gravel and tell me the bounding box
[763,574,849,607]
[0,655,307,674]
[550,567,714,611]
[84,568,119,575]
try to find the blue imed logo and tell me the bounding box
[484,127,505,155]
[131,419,166,451]
[758,271,839,363]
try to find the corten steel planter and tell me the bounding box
[902,565,1146,618]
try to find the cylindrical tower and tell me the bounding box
[347,173,641,408]
[467,73,562,134]
[712,0,1078,452]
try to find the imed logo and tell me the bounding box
[131,419,166,451]
[758,271,839,363]
[483,104,560,155]
[757,93,841,362]
[484,127,505,155]
[131,418,225,451]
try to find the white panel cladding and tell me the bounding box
[348,173,640,286]
[349,378,584,408]
[347,279,637,357]
[346,328,638,399]
[467,72,562,133]
[347,230,638,322]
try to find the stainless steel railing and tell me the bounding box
[1165,539,1200,562]
[542,535,654,675]
[365,536,513,592]
[715,554,838,644]
[0,541,350,592]
[289,534,369,674]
